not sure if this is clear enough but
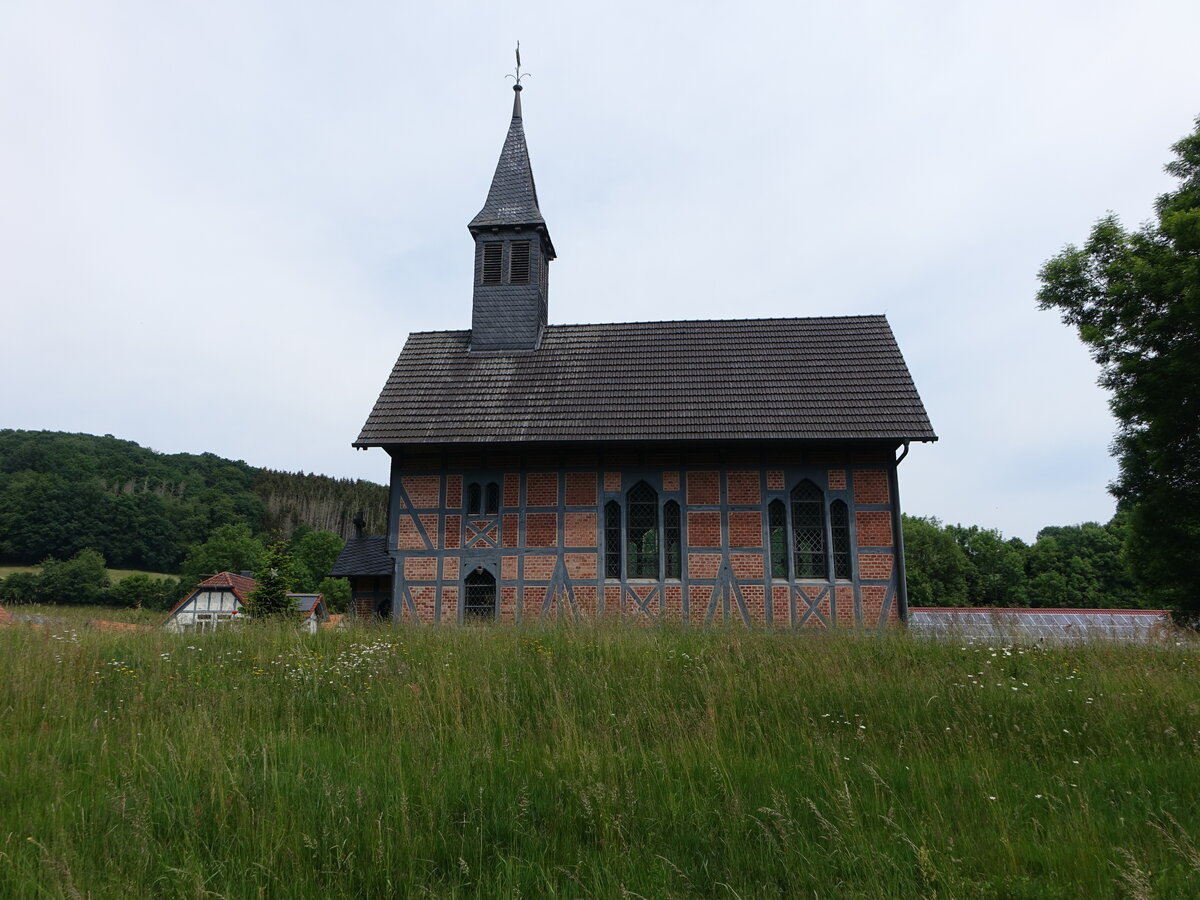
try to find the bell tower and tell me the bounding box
[467,79,555,352]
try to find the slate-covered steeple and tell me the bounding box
[468,84,555,352]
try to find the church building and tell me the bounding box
[341,81,936,628]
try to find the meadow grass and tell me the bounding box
[5,604,167,626]
[0,622,1197,898]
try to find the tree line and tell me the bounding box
[902,514,1141,610]
[0,524,352,612]
[0,430,387,573]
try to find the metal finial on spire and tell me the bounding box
[506,41,530,90]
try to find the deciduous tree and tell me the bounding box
[1038,115,1200,621]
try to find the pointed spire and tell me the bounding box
[468,85,554,256]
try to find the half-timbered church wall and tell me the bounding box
[387,444,905,628]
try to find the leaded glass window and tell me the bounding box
[664,500,681,579]
[791,480,827,579]
[485,482,500,516]
[768,499,788,579]
[466,483,481,516]
[626,481,659,579]
[830,499,852,580]
[463,568,496,621]
[604,501,621,579]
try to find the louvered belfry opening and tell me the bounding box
[464,568,496,621]
[791,480,827,579]
[509,241,531,284]
[626,482,659,579]
[481,243,502,285]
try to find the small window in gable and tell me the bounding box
[481,243,502,285]
[509,240,531,284]
[485,482,500,516]
[466,483,482,516]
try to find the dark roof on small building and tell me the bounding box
[330,536,393,577]
[357,316,936,446]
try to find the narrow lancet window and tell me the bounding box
[791,480,827,579]
[768,499,788,579]
[664,500,681,579]
[485,482,500,516]
[604,501,621,579]
[830,499,852,580]
[467,483,482,516]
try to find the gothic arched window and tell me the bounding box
[791,480,827,579]
[464,568,496,621]
[466,483,482,516]
[627,481,659,579]
[485,482,500,516]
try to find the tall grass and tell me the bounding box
[1,622,1197,898]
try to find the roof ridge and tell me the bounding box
[404,315,889,337]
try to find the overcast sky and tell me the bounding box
[2,1,1197,542]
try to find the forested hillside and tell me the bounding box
[0,430,386,572]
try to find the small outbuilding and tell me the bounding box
[162,572,328,633]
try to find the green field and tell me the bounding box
[0,565,176,582]
[1,622,1197,898]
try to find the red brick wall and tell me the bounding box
[726,471,760,505]
[564,512,597,547]
[686,511,721,547]
[565,472,597,505]
[525,513,557,547]
[856,510,893,547]
[686,471,720,505]
[858,553,894,581]
[401,475,440,508]
[728,510,762,547]
[527,472,559,507]
[853,470,889,505]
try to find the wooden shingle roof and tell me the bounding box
[356,316,936,446]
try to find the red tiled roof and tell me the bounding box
[197,572,259,596]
